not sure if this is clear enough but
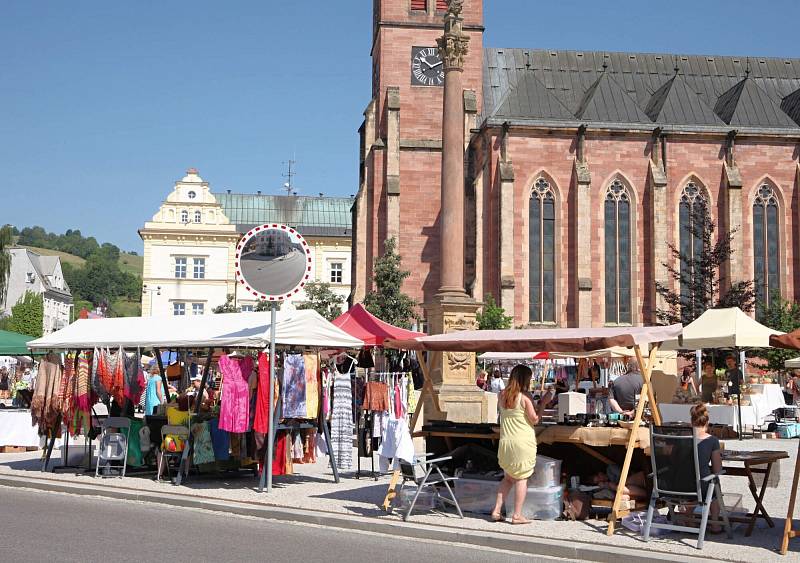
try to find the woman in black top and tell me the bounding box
[691,402,723,532]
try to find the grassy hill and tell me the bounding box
[19,246,143,317]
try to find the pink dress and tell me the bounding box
[218,355,253,433]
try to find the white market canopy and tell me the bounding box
[785,357,800,369]
[27,310,364,350]
[662,307,782,350]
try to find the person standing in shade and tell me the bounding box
[489,369,506,393]
[491,364,541,525]
[144,366,165,416]
[724,355,742,397]
[700,361,718,403]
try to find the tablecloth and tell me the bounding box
[660,403,759,431]
[0,409,51,447]
[749,384,787,412]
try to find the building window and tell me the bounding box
[330,262,343,284]
[678,182,707,318]
[604,180,632,324]
[753,184,780,314]
[173,303,186,316]
[194,210,202,223]
[435,0,448,11]
[192,303,204,315]
[180,210,189,223]
[410,0,426,11]
[241,304,254,312]
[529,178,555,323]
[193,258,206,279]
[188,190,196,199]
[175,257,187,278]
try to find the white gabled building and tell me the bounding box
[2,248,73,333]
[139,168,353,317]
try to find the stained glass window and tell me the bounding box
[753,184,780,314]
[678,182,707,317]
[529,178,555,323]
[605,180,632,324]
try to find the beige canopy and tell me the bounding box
[661,307,781,350]
[385,324,683,353]
[785,357,800,369]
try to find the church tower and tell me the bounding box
[352,0,484,309]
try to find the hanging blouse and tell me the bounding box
[282,354,307,418]
[303,354,319,419]
[218,354,253,433]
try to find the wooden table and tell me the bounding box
[721,449,789,537]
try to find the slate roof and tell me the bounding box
[214,193,353,237]
[482,48,800,131]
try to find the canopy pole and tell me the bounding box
[695,349,702,391]
[608,344,659,535]
[737,348,745,440]
[266,302,278,493]
[153,347,169,403]
[176,347,213,486]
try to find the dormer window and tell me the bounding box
[181,210,189,223]
[194,210,202,223]
[188,190,196,199]
[26,272,35,283]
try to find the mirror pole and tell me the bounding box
[266,302,278,492]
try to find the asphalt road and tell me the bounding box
[0,487,560,563]
[240,249,306,295]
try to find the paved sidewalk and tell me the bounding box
[1,438,798,562]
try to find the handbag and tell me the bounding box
[562,490,591,520]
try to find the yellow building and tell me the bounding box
[140,169,353,316]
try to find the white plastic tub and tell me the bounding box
[505,485,563,520]
[396,488,436,511]
[529,455,562,488]
[454,478,500,514]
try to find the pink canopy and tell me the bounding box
[331,304,426,347]
[385,324,683,353]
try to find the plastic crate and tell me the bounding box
[776,423,798,439]
[505,485,563,520]
[454,478,500,514]
[395,488,436,510]
[529,455,562,488]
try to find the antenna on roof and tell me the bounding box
[282,159,297,196]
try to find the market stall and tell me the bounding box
[331,304,425,478]
[661,307,784,435]
[385,324,683,533]
[27,310,364,483]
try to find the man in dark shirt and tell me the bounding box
[609,364,644,416]
[724,355,742,396]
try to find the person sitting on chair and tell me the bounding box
[689,401,723,532]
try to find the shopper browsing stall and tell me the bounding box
[491,364,540,525]
[489,369,506,393]
[609,360,644,417]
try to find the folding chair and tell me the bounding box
[643,425,732,549]
[94,417,131,478]
[397,454,463,521]
[157,424,190,482]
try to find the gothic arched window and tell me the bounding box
[678,182,707,315]
[529,178,555,323]
[605,179,632,324]
[753,184,780,311]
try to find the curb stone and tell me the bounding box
[0,473,711,562]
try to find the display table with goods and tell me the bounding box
[0,409,48,449]
[660,402,759,432]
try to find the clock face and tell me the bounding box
[411,46,444,87]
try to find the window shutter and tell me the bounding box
[436,0,448,11]
[411,0,426,11]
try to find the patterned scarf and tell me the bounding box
[31,356,63,435]
[68,350,93,436]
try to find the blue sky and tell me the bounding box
[2,0,798,251]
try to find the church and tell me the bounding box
[351,0,800,328]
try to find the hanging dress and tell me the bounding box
[497,394,537,480]
[282,354,307,418]
[218,354,253,433]
[330,368,353,470]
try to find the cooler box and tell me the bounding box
[529,455,562,488]
[505,484,563,521]
[454,478,500,514]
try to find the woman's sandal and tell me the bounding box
[490,512,505,522]
[511,516,532,525]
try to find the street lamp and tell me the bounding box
[142,284,161,316]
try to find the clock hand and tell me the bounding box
[428,60,443,69]
[418,56,429,70]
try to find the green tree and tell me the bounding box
[7,291,43,337]
[655,205,756,326]
[213,294,240,314]
[0,225,12,305]
[751,292,800,379]
[363,237,419,329]
[296,282,345,320]
[477,293,513,330]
